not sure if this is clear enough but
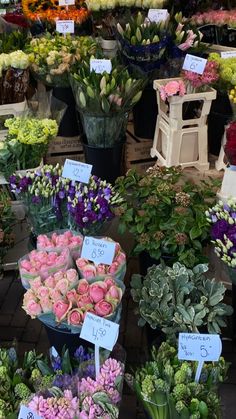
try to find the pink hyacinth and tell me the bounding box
[28,390,79,419]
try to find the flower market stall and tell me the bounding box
[1,1,236,418]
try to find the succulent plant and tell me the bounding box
[131,262,233,339]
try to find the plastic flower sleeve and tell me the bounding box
[37,229,83,260]
[18,248,73,289]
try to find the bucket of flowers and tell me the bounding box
[0,188,15,277]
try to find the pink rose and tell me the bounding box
[37,286,50,299]
[80,264,97,279]
[53,271,64,282]
[50,289,63,302]
[94,300,113,317]
[77,279,89,295]
[115,242,121,254]
[66,269,78,284]
[40,297,53,313]
[23,290,35,304]
[75,258,88,269]
[55,278,69,295]
[24,300,42,318]
[96,264,107,275]
[89,282,106,303]
[44,275,55,288]
[67,308,83,326]
[114,252,126,264]
[104,276,116,290]
[108,262,119,275]
[53,300,72,322]
[30,277,42,292]
[20,259,31,271]
[77,294,93,310]
[66,289,78,304]
[105,285,122,302]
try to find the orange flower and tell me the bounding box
[22,0,89,24]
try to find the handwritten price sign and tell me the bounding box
[56,20,74,34]
[147,9,168,23]
[62,159,92,184]
[182,54,207,75]
[59,0,75,5]
[80,312,119,350]
[81,236,116,265]
[18,405,42,419]
[221,51,236,59]
[90,59,112,74]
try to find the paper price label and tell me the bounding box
[182,54,207,75]
[56,20,74,34]
[62,159,92,184]
[59,0,75,5]
[81,236,116,265]
[0,9,6,14]
[18,405,43,419]
[148,9,168,23]
[221,51,236,59]
[80,312,119,351]
[178,333,222,362]
[90,59,112,74]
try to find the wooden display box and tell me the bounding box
[45,135,85,165]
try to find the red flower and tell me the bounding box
[225,121,236,165]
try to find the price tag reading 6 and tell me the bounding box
[182,54,207,75]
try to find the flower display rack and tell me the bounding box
[150,78,216,171]
[0,100,27,140]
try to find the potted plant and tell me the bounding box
[25,34,97,137]
[0,116,58,180]
[70,59,146,182]
[131,262,233,344]
[0,188,15,277]
[115,166,219,271]
[127,341,228,419]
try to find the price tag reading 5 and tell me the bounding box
[62,159,92,184]
[178,333,222,362]
[182,54,207,75]
[81,236,116,265]
[80,312,119,350]
[18,405,43,419]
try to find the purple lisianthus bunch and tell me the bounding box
[206,199,236,267]
[67,176,122,234]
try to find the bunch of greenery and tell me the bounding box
[131,262,233,339]
[127,341,228,419]
[0,31,29,53]
[0,189,15,276]
[115,166,220,267]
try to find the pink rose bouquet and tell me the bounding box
[76,239,126,283]
[22,269,79,319]
[37,230,83,259]
[19,248,73,288]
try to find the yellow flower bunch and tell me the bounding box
[4,117,58,145]
[209,52,236,88]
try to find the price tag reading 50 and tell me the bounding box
[81,236,116,265]
[80,312,119,351]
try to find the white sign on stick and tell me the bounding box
[56,20,74,34]
[80,312,119,351]
[148,9,168,23]
[182,54,207,75]
[90,59,112,74]
[81,236,116,265]
[62,159,92,184]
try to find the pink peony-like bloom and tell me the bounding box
[114,252,126,264]
[67,308,83,326]
[44,275,55,288]
[53,300,72,322]
[77,278,89,295]
[30,276,43,291]
[66,269,78,284]
[50,288,63,302]
[76,258,88,269]
[23,289,35,304]
[94,300,113,317]
[108,262,119,275]
[66,289,78,304]
[36,286,50,299]
[80,264,97,279]
[24,300,42,318]
[53,271,64,282]
[40,296,53,313]
[89,282,106,303]
[105,285,122,304]
[77,294,93,310]
[96,264,107,275]
[55,278,69,295]
[104,276,116,290]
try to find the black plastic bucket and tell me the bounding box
[52,86,81,137]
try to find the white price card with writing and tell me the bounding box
[221,51,236,59]
[59,0,75,5]
[182,54,207,75]
[81,236,116,265]
[80,312,119,351]
[56,20,74,34]
[148,9,168,23]
[178,333,222,362]
[18,405,43,419]
[90,59,112,74]
[62,159,92,184]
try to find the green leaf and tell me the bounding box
[118,222,126,235]
[61,348,72,374]
[37,360,53,376]
[190,225,202,240]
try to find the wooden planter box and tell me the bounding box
[45,135,85,165]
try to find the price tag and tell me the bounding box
[56,20,74,34]
[81,236,116,265]
[182,54,207,75]
[80,312,119,351]
[221,51,236,59]
[148,9,168,23]
[178,333,222,362]
[18,405,43,419]
[59,0,75,5]
[62,159,92,184]
[0,8,6,14]
[90,59,112,74]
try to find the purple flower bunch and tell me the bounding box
[67,175,122,234]
[206,199,236,267]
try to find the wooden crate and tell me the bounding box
[125,125,157,174]
[46,135,85,166]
